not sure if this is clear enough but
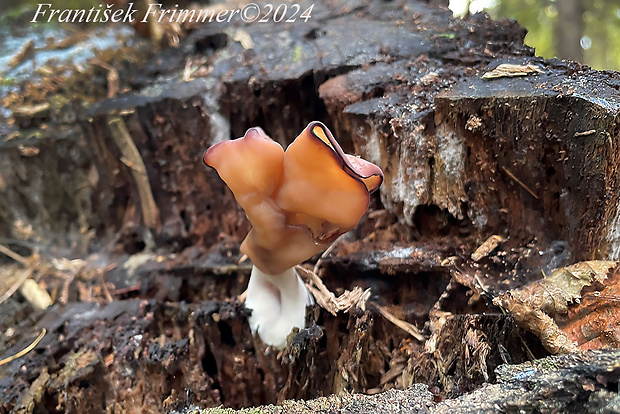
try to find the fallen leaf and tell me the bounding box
[482,63,543,80]
[493,261,619,353]
[493,292,579,354]
[508,261,615,316]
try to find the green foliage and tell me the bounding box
[488,0,555,59]
[483,0,620,70]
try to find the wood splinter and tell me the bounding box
[107,116,160,231]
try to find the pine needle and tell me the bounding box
[0,329,46,367]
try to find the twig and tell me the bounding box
[500,166,539,199]
[0,244,38,306]
[573,129,596,137]
[297,265,370,316]
[0,244,29,266]
[0,244,51,309]
[8,39,35,68]
[238,254,248,265]
[297,265,339,315]
[0,329,46,366]
[313,233,347,275]
[0,266,35,306]
[99,271,114,303]
[92,60,119,98]
[367,301,425,342]
[107,117,160,230]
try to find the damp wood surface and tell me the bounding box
[1,0,620,412]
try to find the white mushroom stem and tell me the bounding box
[244,265,314,349]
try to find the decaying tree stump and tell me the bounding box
[1,0,619,412]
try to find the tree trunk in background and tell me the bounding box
[556,0,584,62]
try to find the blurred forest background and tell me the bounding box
[450,0,620,70]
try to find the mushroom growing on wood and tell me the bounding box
[204,122,383,349]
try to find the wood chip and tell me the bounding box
[379,362,406,386]
[231,29,254,50]
[573,129,596,137]
[13,103,50,117]
[19,279,52,310]
[18,146,40,157]
[471,235,506,262]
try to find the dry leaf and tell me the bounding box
[508,261,615,316]
[559,268,620,350]
[494,260,618,353]
[482,63,543,80]
[494,292,579,354]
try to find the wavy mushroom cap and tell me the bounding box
[275,122,383,242]
[203,127,284,207]
[203,122,384,275]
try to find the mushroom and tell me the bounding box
[204,121,383,349]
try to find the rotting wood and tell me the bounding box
[1,0,620,412]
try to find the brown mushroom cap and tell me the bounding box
[203,127,283,208]
[203,122,384,275]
